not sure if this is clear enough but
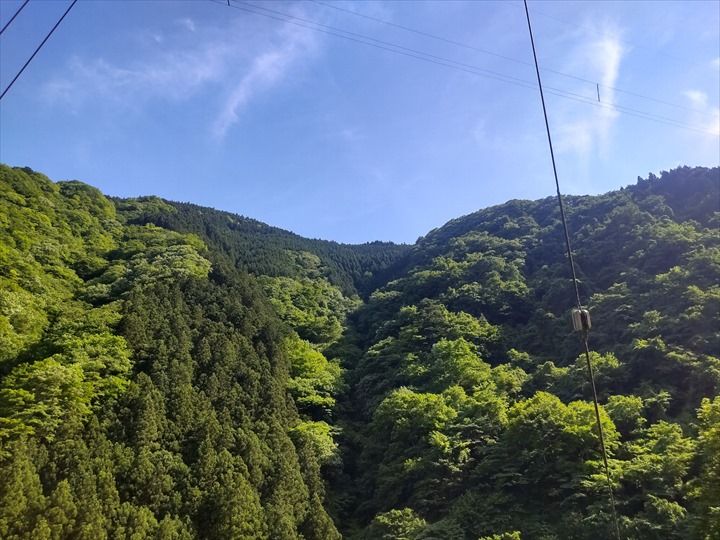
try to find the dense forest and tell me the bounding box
[1,163,718,539]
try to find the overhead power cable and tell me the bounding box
[514,2,704,66]
[0,0,30,36]
[523,2,622,539]
[236,0,704,133]
[240,0,540,89]
[210,0,717,135]
[0,0,78,101]
[309,0,706,115]
[226,0,714,133]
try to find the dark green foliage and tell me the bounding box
[115,197,411,298]
[1,164,718,539]
[328,167,719,538]
[0,165,338,539]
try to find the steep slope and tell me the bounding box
[1,164,718,540]
[116,198,411,298]
[330,166,720,539]
[0,165,339,539]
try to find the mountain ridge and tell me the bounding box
[1,163,718,539]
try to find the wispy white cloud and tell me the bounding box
[213,21,318,138]
[42,9,320,138]
[178,17,196,33]
[44,44,229,107]
[339,127,363,142]
[684,90,708,108]
[684,90,720,137]
[553,22,625,157]
[703,110,719,137]
[471,117,510,152]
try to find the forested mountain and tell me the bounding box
[327,166,719,539]
[0,165,345,539]
[115,198,411,298]
[1,164,718,539]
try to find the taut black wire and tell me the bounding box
[310,0,707,115]
[0,0,30,36]
[0,0,77,101]
[211,0,716,135]
[523,1,622,539]
[522,0,582,311]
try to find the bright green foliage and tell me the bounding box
[329,167,719,538]
[0,166,117,365]
[0,358,92,443]
[617,421,695,538]
[373,388,457,444]
[691,396,720,538]
[83,224,211,302]
[1,164,718,540]
[291,421,339,464]
[424,338,492,391]
[606,394,647,437]
[478,533,522,540]
[365,508,427,540]
[0,286,48,364]
[472,392,620,537]
[0,165,338,539]
[51,332,132,400]
[262,275,360,347]
[286,335,342,418]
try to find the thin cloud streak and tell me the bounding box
[42,8,320,138]
[554,23,624,157]
[178,18,196,32]
[212,22,318,139]
[684,90,720,137]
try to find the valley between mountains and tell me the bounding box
[1,164,718,539]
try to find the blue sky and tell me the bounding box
[1,0,718,243]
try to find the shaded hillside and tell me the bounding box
[1,164,718,540]
[329,166,720,539]
[115,198,411,298]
